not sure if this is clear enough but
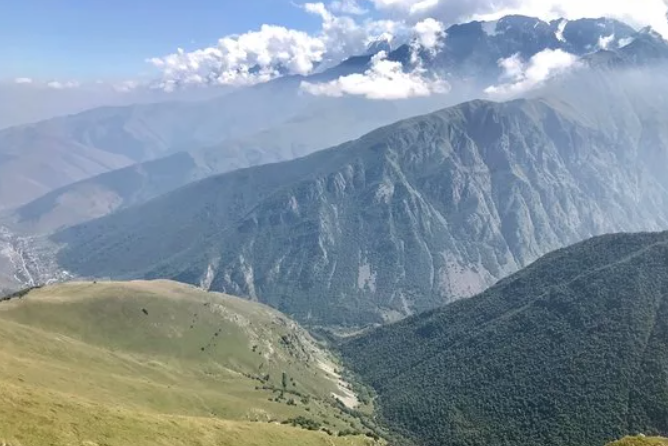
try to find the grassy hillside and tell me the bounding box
[342,232,668,446]
[0,280,381,446]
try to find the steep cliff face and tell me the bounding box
[54,76,668,326]
[178,99,668,325]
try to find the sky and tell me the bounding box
[0,0,322,80]
[1,0,668,88]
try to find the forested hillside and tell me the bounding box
[342,232,668,446]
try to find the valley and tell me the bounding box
[3,7,668,446]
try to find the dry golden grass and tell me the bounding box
[0,281,380,446]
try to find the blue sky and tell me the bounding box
[0,0,320,80]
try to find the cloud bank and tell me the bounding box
[301,18,448,99]
[145,0,668,92]
[148,24,327,91]
[301,50,449,99]
[330,0,368,15]
[485,49,582,98]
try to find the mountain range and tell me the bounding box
[3,96,446,234]
[2,15,668,326]
[6,11,668,446]
[0,82,328,210]
[51,52,668,327]
[0,16,644,221]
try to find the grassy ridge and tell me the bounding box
[0,280,379,446]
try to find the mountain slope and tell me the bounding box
[53,69,668,327]
[0,100,206,209]
[0,280,381,446]
[341,231,668,446]
[5,97,444,234]
[0,76,331,210]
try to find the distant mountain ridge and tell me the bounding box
[324,16,637,81]
[0,15,649,220]
[0,89,304,209]
[3,97,446,234]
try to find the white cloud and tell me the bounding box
[598,34,616,50]
[485,49,581,98]
[408,18,446,64]
[113,80,141,93]
[46,80,80,89]
[300,16,449,100]
[149,24,327,89]
[149,3,411,89]
[370,0,439,15]
[14,77,33,84]
[498,53,526,80]
[304,2,409,69]
[555,19,568,42]
[413,18,445,51]
[301,50,449,99]
[330,0,368,15]
[619,36,636,48]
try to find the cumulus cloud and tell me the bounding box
[598,34,616,50]
[149,3,411,89]
[370,0,439,15]
[330,0,368,15]
[113,80,141,93]
[412,17,445,51]
[149,24,327,90]
[301,18,449,100]
[485,49,581,98]
[304,2,409,68]
[46,80,81,89]
[14,77,33,84]
[301,50,449,99]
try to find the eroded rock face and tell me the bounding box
[196,99,668,326]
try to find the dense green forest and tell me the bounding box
[342,232,668,446]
